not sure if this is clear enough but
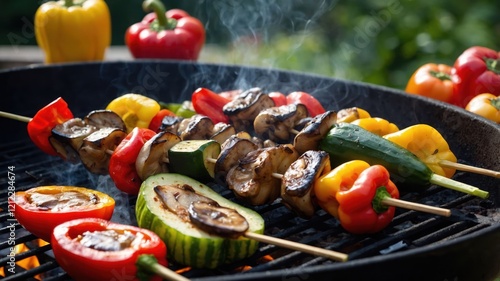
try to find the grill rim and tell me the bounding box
[1,60,499,281]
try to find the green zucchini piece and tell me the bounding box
[136,173,265,268]
[168,140,221,182]
[320,122,488,198]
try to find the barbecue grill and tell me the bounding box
[0,61,499,281]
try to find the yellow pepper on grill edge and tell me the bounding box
[34,0,111,63]
[383,124,457,178]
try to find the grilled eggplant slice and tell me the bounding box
[179,114,214,140]
[293,110,337,155]
[254,103,308,143]
[214,135,259,185]
[136,173,264,268]
[84,110,126,131]
[135,131,181,181]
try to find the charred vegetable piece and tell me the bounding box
[159,115,185,134]
[210,123,236,144]
[336,107,370,123]
[226,144,299,205]
[49,136,80,163]
[136,173,264,268]
[135,131,182,181]
[214,135,259,185]
[222,87,275,132]
[294,110,337,155]
[51,118,97,153]
[281,150,331,218]
[84,109,127,131]
[180,114,214,140]
[79,127,127,175]
[254,103,308,143]
[168,140,221,182]
[189,202,249,238]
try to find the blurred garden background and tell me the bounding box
[1,0,499,90]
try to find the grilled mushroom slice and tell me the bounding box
[211,123,236,144]
[159,115,185,134]
[154,184,218,221]
[180,114,214,140]
[293,110,337,155]
[189,201,249,238]
[78,127,127,174]
[254,103,309,143]
[84,109,126,131]
[222,87,275,132]
[135,131,181,181]
[214,135,259,185]
[49,136,80,163]
[51,118,98,160]
[226,144,299,205]
[281,150,331,218]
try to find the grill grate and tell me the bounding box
[0,139,497,281]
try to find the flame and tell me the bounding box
[0,239,48,279]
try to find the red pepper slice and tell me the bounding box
[27,97,74,156]
[51,218,167,281]
[109,127,156,195]
[191,87,230,123]
[125,0,205,60]
[286,91,326,117]
[268,91,287,106]
[148,108,177,132]
[451,46,500,107]
[336,164,399,234]
[8,186,115,242]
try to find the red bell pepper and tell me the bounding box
[125,0,205,60]
[9,186,115,242]
[191,87,231,123]
[27,97,74,156]
[450,46,500,107]
[109,127,156,195]
[268,91,287,106]
[286,91,326,117]
[314,160,399,234]
[51,218,167,281]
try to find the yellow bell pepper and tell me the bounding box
[351,117,399,136]
[106,93,161,132]
[465,93,500,124]
[383,124,457,178]
[336,107,371,123]
[34,0,111,63]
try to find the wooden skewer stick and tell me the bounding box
[439,159,500,179]
[382,197,451,217]
[243,231,349,262]
[0,111,32,123]
[148,263,191,281]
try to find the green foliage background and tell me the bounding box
[1,0,499,90]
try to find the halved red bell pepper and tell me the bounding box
[191,87,230,123]
[451,46,500,107]
[125,0,205,60]
[27,97,74,156]
[286,91,326,117]
[8,186,115,242]
[109,127,156,194]
[51,218,167,281]
[314,160,400,234]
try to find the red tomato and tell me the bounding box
[286,91,326,117]
[191,87,230,123]
[109,127,156,195]
[268,91,287,106]
[27,97,74,156]
[148,109,177,132]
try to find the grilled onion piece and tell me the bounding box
[293,110,337,155]
[281,150,331,218]
[226,144,299,205]
[79,127,127,174]
[189,201,249,238]
[254,103,308,143]
[135,131,181,181]
[222,88,275,132]
[84,110,126,131]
